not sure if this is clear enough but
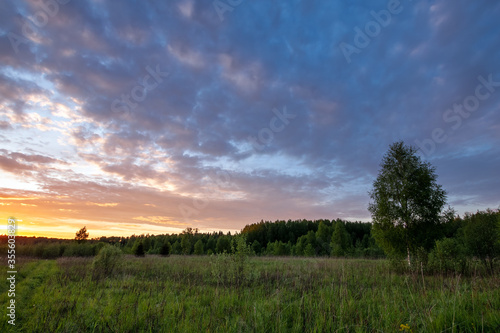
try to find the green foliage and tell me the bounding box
[209,252,233,287]
[133,239,145,257]
[316,221,331,242]
[428,238,468,274]
[40,243,62,259]
[209,236,254,288]
[251,240,262,254]
[206,237,217,253]
[181,234,192,255]
[294,235,307,256]
[304,243,316,256]
[193,239,204,255]
[240,218,374,257]
[463,209,500,272]
[62,242,95,257]
[267,240,291,256]
[142,236,151,253]
[172,240,182,254]
[233,235,254,257]
[232,235,254,285]
[330,221,349,256]
[369,141,447,264]
[215,236,232,254]
[0,219,376,261]
[91,245,122,280]
[159,241,172,256]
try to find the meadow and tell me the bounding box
[1,254,499,332]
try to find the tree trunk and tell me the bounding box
[407,246,411,266]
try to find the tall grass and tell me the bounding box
[0,256,499,332]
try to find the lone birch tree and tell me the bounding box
[368,141,446,266]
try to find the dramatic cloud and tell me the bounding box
[0,0,499,238]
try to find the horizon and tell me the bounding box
[1,0,499,239]
[0,217,372,239]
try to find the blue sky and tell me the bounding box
[0,0,499,237]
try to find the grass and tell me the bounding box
[1,255,499,332]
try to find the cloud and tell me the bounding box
[0,0,499,236]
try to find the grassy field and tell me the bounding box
[1,255,499,332]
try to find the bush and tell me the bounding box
[388,256,409,274]
[63,242,95,257]
[92,245,122,280]
[42,243,62,259]
[210,252,232,287]
[428,238,468,275]
[232,236,253,286]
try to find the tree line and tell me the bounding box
[1,142,498,275]
[1,210,498,275]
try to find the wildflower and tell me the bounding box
[399,323,412,332]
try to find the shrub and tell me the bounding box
[232,236,254,286]
[210,252,232,287]
[428,238,468,275]
[62,242,96,257]
[42,243,62,259]
[34,243,45,258]
[92,245,122,280]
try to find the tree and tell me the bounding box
[172,240,182,254]
[133,240,145,256]
[368,141,447,266]
[206,236,217,254]
[316,221,331,255]
[193,239,204,255]
[330,221,348,256]
[159,241,172,256]
[75,226,89,243]
[181,235,192,255]
[91,245,122,280]
[233,235,254,257]
[463,209,500,273]
[215,236,231,253]
[142,236,151,253]
[294,235,308,256]
[251,240,262,255]
[304,243,316,256]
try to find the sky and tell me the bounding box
[0,0,499,239]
